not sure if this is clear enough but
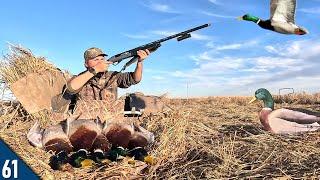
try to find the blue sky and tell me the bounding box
[0,0,319,98]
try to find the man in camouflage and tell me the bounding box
[62,47,150,118]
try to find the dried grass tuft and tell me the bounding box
[0,44,58,84]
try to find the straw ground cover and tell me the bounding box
[1,45,320,179]
[1,95,320,179]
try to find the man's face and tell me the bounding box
[85,55,106,68]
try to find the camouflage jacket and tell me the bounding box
[66,71,138,101]
[52,70,138,119]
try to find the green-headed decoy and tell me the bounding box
[249,88,320,134]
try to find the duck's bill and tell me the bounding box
[248,97,257,104]
[144,155,155,165]
[294,28,308,35]
[80,159,95,168]
[237,16,244,20]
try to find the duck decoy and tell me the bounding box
[249,88,320,134]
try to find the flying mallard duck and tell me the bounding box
[238,0,308,35]
[249,88,320,134]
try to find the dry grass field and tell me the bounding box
[1,45,320,179]
[1,94,320,179]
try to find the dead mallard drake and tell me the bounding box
[27,117,111,153]
[27,120,73,154]
[103,121,154,149]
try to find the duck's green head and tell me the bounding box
[237,14,260,23]
[106,146,128,161]
[249,88,274,110]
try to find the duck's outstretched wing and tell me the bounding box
[270,0,279,19]
[271,108,320,124]
[271,0,296,23]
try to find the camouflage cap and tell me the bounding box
[84,47,107,61]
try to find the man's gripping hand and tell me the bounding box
[137,49,150,62]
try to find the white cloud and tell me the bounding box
[151,30,176,37]
[190,51,212,64]
[199,10,235,19]
[123,30,212,42]
[241,68,268,73]
[151,75,165,80]
[198,57,245,71]
[264,40,320,59]
[141,2,180,14]
[150,30,212,41]
[215,43,242,50]
[167,39,320,96]
[253,57,300,69]
[208,0,222,5]
[204,40,259,52]
[122,33,150,39]
[299,7,320,14]
[190,32,212,41]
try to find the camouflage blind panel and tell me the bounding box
[9,70,70,114]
